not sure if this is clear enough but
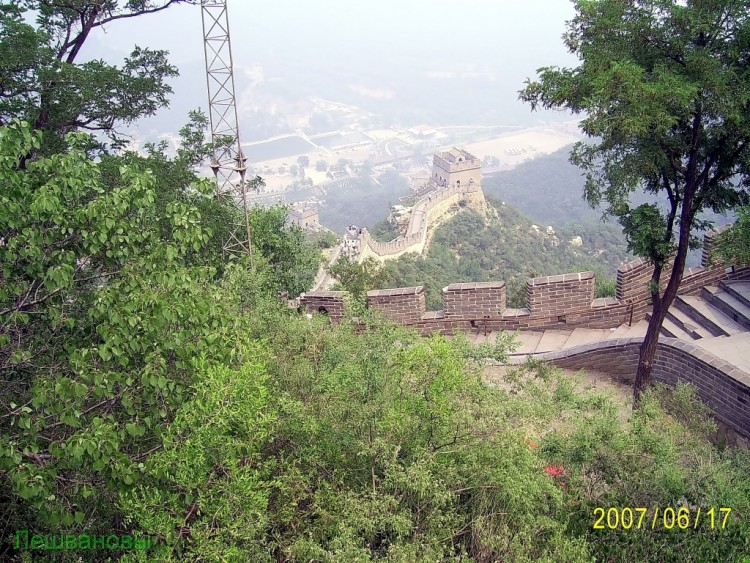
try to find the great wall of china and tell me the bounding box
[302,148,750,444]
[299,228,750,445]
[356,182,486,262]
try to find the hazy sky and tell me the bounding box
[84,1,580,135]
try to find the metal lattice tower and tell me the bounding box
[201,0,259,260]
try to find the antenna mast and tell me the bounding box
[201,0,259,260]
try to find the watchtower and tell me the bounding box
[431,148,481,189]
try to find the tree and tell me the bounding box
[315,159,328,172]
[0,0,191,154]
[249,205,321,297]
[714,206,750,265]
[520,0,750,404]
[297,155,310,168]
[328,256,387,300]
[98,110,241,274]
[0,119,243,537]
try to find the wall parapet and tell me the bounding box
[357,182,483,261]
[367,286,426,325]
[443,281,506,320]
[299,291,347,321]
[527,271,595,317]
[506,337,750,441]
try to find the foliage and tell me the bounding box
[0,0,190,154]
[119,307,750,562]
[119,344,276,562]
[328,256,387,301]
[714,206,750,266]
[369,219,401,243]
[248,205,321,297]
[97,110,240,274]
[0,120,321,558]
[306,229,341,250]
[0,118,240,539]
[380,200,630,310]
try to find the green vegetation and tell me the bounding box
[370,219,401,243]
[379,197,628,310]
[0,1,187,156]
[714,206,750,266]
[3,2,750,561]
[0,119,320,554]
[306,229,341,249]
[520,0,750,402]
[328,256,387,301]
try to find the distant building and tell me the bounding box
[431,148,481,189]
[409,124,438,137]
[287,205,320,230]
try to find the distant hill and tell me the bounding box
[379,195,632,310]
[482,146,736,267]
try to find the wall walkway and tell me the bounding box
[357,182,485,263]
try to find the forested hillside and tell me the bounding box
[483,147,736,267]
[379,196,631,309]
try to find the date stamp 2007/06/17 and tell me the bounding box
[593,507,732,530]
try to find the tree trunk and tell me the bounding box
[633,212,696,406]
[633,298,667,404]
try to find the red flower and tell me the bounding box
[544,465,565,477]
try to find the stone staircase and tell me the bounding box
[470,280,750,372]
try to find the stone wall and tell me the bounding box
[521,338,750,441]
[326,230,736,333]
[299,291,347,321]
[527,272,595,317]
[367,286,426,324]
[357,182,484,262]
[443,281,506,320]
[616,257,676,321]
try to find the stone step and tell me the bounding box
[701,285,750,331]
[721,280,750,311]
[607,323,637,340]
[675,294,745,336]
[611,319,649,339]
[659,317,696,341]
[662,307,713,339]
[562,328,614,349]
[691,333,750,373]
[535,330,573,352]
[513,331,545,354]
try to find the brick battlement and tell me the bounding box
[303,229,739,333]
[297,226,750,440]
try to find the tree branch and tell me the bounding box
[0,270,120,317]
[92,1,191,28]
